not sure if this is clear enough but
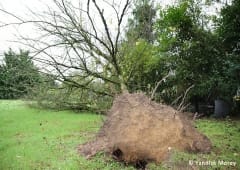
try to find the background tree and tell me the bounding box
[217,0,240,53]
[120,40,163,93]
[120,0,162,94]
[214,0,240,111]
[0,49,41,99]
[155,0,225,109]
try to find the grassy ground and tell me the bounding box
[162,119,240,170]
[0,100,239,170]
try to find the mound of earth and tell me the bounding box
[79,92,211,166]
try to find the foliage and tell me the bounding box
[0,49,41,99]
[217,0,240,53]
[154,0,229,105]
[29,75,113,114]
[120,40,164,93]
[214,0,240,104]
[121,0,163,95]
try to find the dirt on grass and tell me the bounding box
[79,92,212,168]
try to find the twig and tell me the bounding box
[150,72,172,100]
[171,94,183,106]
[177,85,194,111]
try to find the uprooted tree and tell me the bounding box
[0,0,212,167]
[1,0,132,98]
[1,0,136,111]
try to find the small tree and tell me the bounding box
[0,49,41,99]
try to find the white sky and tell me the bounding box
[0,0,46,56]
[0,0,219,59]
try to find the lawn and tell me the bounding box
[0,100,239,170]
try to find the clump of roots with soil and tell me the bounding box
[79,92,212,169]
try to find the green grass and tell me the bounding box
[0,100,134,170]
[0,100,240,170]
[162,118,240,170]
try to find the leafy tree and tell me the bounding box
[217,0,240,53]
[155,0,225,108]
[214,0,240,107]
[0,49,41,99]
[120,40,163,93]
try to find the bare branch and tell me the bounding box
[1,0,132,95]
[151,72,172,100]
[92,0,115,55]
[0,8,24,22]
[177,85,195,111]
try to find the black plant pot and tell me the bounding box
[213,99,229,118]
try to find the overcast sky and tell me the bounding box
[0,0,53,56]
